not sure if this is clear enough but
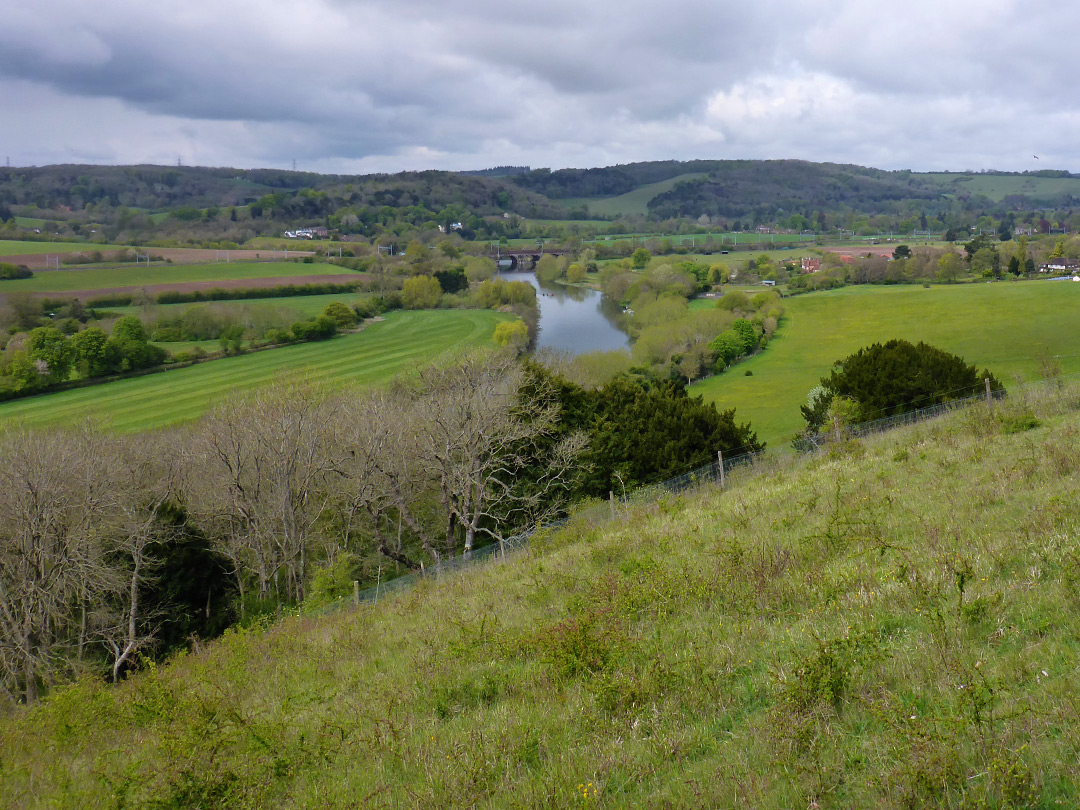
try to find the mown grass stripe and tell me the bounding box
[0,310,509,431]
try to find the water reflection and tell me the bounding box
[499,271,631,355]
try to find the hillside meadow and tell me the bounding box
[3,383,1080,808]
[692,280,1080,447]
[562,172,709,216]
[0,309,509,432]
[0,260,356,295]
[921,172,1080,202]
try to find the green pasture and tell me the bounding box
[0,309,510,432]
[0,239,105,257]
[692,280,1080,448]
[922,172,1080,202]
[152,339,223,354]
[114,292,369,320]
[562,172,708,217]
[0,261,357,294]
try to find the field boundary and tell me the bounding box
[323,369,1080,616]
[310,383,1020,617]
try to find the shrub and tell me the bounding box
[401,275,442,309]
[0,263,32,280]
[322,301,357,328]
[809,339,1004,427]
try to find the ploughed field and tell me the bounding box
[0,309,509,431]
[0,260,356,296]
[692,281,1080,447]
[0,240,316,268]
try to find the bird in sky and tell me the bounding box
[1034,155,1040,159]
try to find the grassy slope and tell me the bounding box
[921,172,1080,201]
[563,172,709,217]
[0,309,509,432]
[692,282,1080,447]
[0,261,356,294]
[3,389,1080,808]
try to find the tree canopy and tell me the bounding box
[802,339,1004,432]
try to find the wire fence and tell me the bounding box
[308,380,1039,617]
[790,388,1002,452]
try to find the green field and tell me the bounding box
[563,172,709,217]
[0,261,357,294]
[115,292,369,320]
[922,172,1080,202]
[692,281,1080,447]
[0,239,106,256]
[152,339,223,354]
[12,217,48,229]
[0,309,509,431]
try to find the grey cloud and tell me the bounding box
[1,0,1076,173]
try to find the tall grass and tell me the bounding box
[3,381,1080,808]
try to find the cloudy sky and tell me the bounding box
[1,0,1074,175]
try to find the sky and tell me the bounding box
[1,0,1075,175]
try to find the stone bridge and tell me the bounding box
[490,247,569,270]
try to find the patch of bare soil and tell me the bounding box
[2,247,315,269]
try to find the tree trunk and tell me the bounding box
[24,656,37,704]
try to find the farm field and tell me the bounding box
[562,172,708,216]
[0,309,509,432]
[115,292,369,320]
[0,239,110,256]
[0,261,357,295]
[691,281,1080,448]
[922,172,1080,202]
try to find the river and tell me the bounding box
[500,270,631,354]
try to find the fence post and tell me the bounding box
[717,451,725,489]
[985,377,993,409]
[609,490,617,519]
[353,580,359,607]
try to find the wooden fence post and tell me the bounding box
[353,580,360,607]
[717,450,726,489]
[985,377,993,409]
[609,491,616,520]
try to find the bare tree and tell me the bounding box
[412,350,585,558]
[0,427,118,702]
[333,391,443,569]
[96,432,180,682]
[187,381,342,606]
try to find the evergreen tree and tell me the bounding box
[809,339,1003,427]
